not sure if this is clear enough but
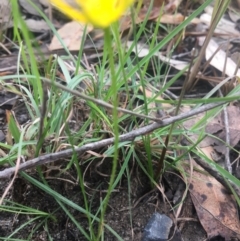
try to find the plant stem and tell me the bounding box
[97,27,119,240]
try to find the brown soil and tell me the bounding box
[0,159,207,240]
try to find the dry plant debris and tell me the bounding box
[182,150,240,240]
[49,21,93,51]
[206,106,240,155]
[188,160,240,240]
[181,105,240,239]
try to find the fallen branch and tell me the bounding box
[0,101,225,179]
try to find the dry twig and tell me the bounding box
[0,101,228,179]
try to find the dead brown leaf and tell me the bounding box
[181,105,240,240]
[25,19,50,33]
[198,37,240,77]
[49,21,93,51]
[19,0,43,17]
[0,0,12,30]
[186,155,240,240]
[206,106,240,155]
[120,0,183,32]
[142,0,165,8]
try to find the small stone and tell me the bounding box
[142,213,173,241]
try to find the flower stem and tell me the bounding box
[97,27,119,239]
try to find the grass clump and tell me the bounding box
[0,0,239,240]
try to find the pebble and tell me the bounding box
[142,213,173,241]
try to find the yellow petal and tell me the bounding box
[76,0,134,28]
[50,0,134,28]
[50,0,87,23]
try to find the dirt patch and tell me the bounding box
[0,159,207,240]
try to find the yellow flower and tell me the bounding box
[49,0,134,28]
